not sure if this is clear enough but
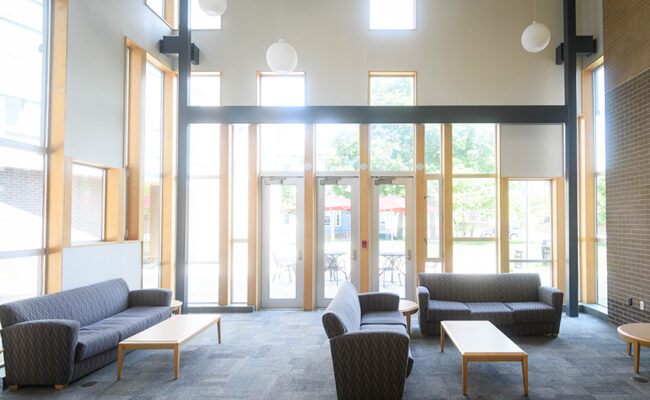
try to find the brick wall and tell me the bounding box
[602,0,650,91]
[606,67,650,324]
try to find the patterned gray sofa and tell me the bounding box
[322,281,413,400]
[0,278,171,389]
[417,273,563,337]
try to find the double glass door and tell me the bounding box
[316,178,360,307]
[371,177,413,299]
[261,178,304,308]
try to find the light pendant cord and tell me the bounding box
[533,0,536,23]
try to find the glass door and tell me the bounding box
[316,178,360,307]
[371,177,413,299]
[260,178,304,308]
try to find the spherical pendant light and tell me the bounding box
[266,39,298,74]
[198,0,227,16]
[521,21,551,53]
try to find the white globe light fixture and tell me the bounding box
[266,39,298,74]
[521,21,551,53]
[521,0,550,53]
[198,0,227,16]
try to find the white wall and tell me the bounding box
[62,0,173,287]
[62,241,142,291]
[193,0,565,106]
[64,0,174,168]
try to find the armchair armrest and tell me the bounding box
[328,330,411,399]
[128,288,172,307]
[417,285,430,323]
[1,319,79,386]
[358,292,400,313]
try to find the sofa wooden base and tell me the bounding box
[8,385,18,391]
[54,384,68,390]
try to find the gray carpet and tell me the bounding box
[1,312,649,399]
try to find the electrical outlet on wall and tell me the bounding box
[641,301,645,311]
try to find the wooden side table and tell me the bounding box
[618,323,650,373]
[399,299,418,336]
[170,299,183,317]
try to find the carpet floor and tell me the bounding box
[1,311,649,399]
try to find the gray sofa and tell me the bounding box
[322,281,413,400]
[0,278,171,389]
[417,273,563,337]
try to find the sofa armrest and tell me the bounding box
[417,285,430,322]
[358,292,400,313]
[128,288,172,307]
[328,330,411,399]
[1,319,79,386]
[538,286,564,315]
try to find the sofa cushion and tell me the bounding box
[505,302,557,323]
[360,324,408,335]
[96,306,170,340]
[0,279,130,328]
[466,302,515,326]
[427,300,471,321]
[76,325,120,361]
[418,273,540,303]
[361,311,406,327]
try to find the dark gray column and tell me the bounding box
[563,0,579,317]
[175,0,191,312]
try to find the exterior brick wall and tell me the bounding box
[0,168,44,216]
[606,67,650,325]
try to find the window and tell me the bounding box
[191,0,221,29]
[146,0,164,19]
[369,0,416,30]
[508,181,553,286]
[315,124,359,172]
[369,74,415,172]
[259,73,306,172]
[142,62,164,288]
[71,163,106,243]
[0,0,49,307]
[190,72,221,106]
[425,124,442,272]
[452,124,497,273]
[593,65,607,307]
[188,124,220,304]
[146,0,176,26]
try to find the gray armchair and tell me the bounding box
[322,281,413,400]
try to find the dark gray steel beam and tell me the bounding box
[564,0,580,317]
[175,0,191,313]
[187,105,567,124]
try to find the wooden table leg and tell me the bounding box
[462,356,468,395]
[174,344,180,379]
[406,314,411,336]
[218,319,222,344]
[522,355,529,396]
[440,324,445,352]
[634,342,640,373]
[117,344,124,380]
[628,341,632,356]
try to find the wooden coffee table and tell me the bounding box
[117,314,221,380]
[399,299,418,336]
[441,320,528,396]
[618,323,650,373]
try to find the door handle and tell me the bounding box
[297,250,303,261]
[351,249,357,261]
[407,250,412,260]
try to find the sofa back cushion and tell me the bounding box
[0,279,130,328]
[322,281,361,338]
[418,273,540,303]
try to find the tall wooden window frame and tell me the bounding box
[579,56,605,306]
[145,0,177,28]
[449,124,500,274]
[125,39,177,291]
